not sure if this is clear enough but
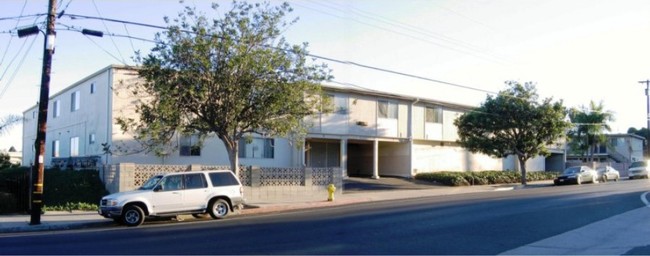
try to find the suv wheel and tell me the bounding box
[122,205,145,227]
[208,199,230,219]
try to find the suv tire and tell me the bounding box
[122,205,145,227]
[208,199,229,219]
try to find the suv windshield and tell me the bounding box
[139,175,163,190]
[630,161,647,168]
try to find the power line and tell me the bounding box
[294,1,509,65]
[91,0,126,64]
[310,53,497,95]
[0,14,46,22]
[0,0,28,77]
[0,35,38,100]
[57,13,498,95]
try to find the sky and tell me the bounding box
[2,0,650,152]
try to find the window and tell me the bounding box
[160,175,183,191]
[184,174,207,189]
[52,140,59,157]
[70,137,79,156]
[209,172,240,186]
[378,100,398,119]
[425,107,443,124]
[89,133,96,144]
[90,83,95,94]
[71,91,80,111]
[32,111,36,119]
[52,100,60,118]
[327,94,348,114]
[239,138,274,159]
[179,134,201,156]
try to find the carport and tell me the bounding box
[306,138,411,178]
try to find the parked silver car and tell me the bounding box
[596,166,620,182]
[554,166,598,185]
[628,161,649,179]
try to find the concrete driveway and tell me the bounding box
[343,176,437,193]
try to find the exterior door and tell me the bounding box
[182,173,209,211]
[151,174,184,213]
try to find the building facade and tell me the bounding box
[566,133,645,164]
[22,65,560,177]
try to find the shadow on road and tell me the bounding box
[343,176,439,193]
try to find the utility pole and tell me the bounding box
[30,0,57,225]
[639,80,650,159]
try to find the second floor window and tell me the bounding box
[180,134,201,156]
[425,107,443,124]
[71,91,80,111]
[53,100,60,118]
[378,100,398,119]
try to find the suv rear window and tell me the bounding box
[209,172,240,186]
[630,161,647,168]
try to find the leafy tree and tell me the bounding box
[567,101,614,162]
[454,81,569,185]
[118,1,331,175]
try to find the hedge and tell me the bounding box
[0,167,108,213]
[414,171,559,186]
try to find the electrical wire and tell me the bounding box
[306,0,508,64]
[0,34,38,100]
[91,0,126,64]
[0,0,29,75]
[0,14,45,22]
[294,1,509,65]
[56,13,497,96]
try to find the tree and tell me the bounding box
[118,1,331,175]
[0,114,22,136]
[567,101,614,162]
[454,81,569,185]
[0,152,17,169]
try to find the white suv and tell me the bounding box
[99,170,244,226]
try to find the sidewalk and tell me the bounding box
[0,181,551,234]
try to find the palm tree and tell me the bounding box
[567,101,614,162]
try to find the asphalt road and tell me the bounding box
[2,179,649,255]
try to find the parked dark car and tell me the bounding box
[554,166,598,185]
[596,166,620,182]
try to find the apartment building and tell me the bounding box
[22,65,561,177]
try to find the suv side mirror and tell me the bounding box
[154,185,163,192]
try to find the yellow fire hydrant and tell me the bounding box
[327,183,336,202]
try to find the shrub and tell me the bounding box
[43,169,108,206]
[44,202,99,212]
[0,167,108,213]
[0,192,17,213]
[415,170,559,187]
